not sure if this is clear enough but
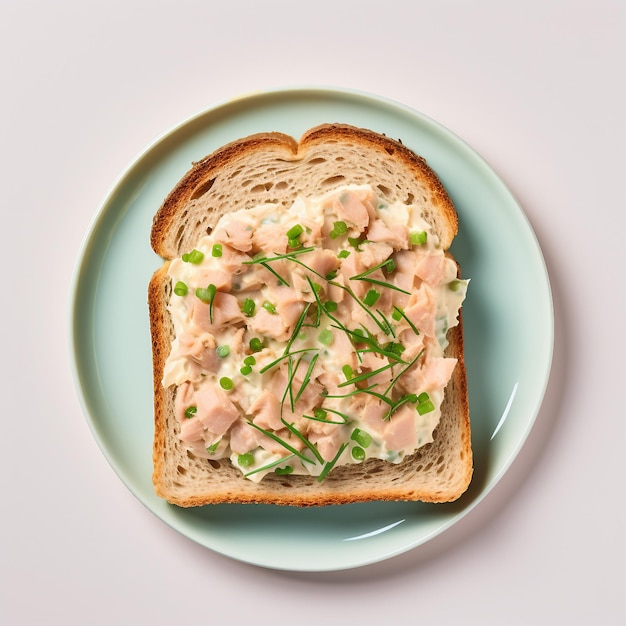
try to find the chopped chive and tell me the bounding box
[383,393,420,421]
[262,301,277,314]
[351,428,372,448]
[337,249,350,259]
[382,350,424,398]
[183,249,204,264]
[329,220,348,239]
[240,365,252,375]
[314,408,327,420]
[410,230,428,245]
[317,442,349,482]
[328,280,390,335]
[351,446,366,461]
[350,260,410,294]
[242,298,256,316]
[384,258,396,274]
[418,392,430,403]
[211,243,223,257]
[258,348,316,374]
[417,399,435,415]
[281,417,324,464]
[320,407,352,423]
[206,439,221,453]
[294,353,319,405]
[323,383,383,401]
[173,281,188,296]
[318,328,334,346]
[286,224,304,239]
[363,289,381,306]
[216,345,230,358]
[302,413,344,425]
[249,337,264,352]
[323,301,338,313]
[325,269,338,280]
[338,361,396,388]
[392,305,420,336]
[247,422,316,464]
[282,302,313,357]
[244,454,296,478]
[260,261,290,287]
[243,355,256,366]
[342,364,353,380]
[184,406,197,419]
[238,452,254,467]
[243,247,316,265]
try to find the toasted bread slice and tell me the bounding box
[149,124,472,507]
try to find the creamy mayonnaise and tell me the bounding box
[163,185,468,482]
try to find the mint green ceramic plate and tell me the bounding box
[71,87,553,571]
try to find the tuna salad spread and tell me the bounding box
[162,185,469,482]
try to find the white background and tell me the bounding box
[2,1,625,624]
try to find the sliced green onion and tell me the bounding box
[262,301,277,314]
[448,279,461,291]
[219,377,234,390]
[337,249,350,259]
[184,406,197,419]
[238,452,254,467]
[351,428,372,448]
[216,345,230,358]
[325,269,338,280]
[314,408,328,420]
[318,329,334,346]
[286,224,304,239]
[240,365,252,375]
[384,258,396,274]
[410,230,428,245]
[348,236,364,250]
[242,298,256,316]
[342,364,353,380]
[363,289,381,306]
[195,284,215,304]
[324,301,338,313]
[249,337,264,352]
[211,243,223,257]
[275,466,294,475]
[184,249,204,264]
[329,220,348,239]
[351,446,366,461]
[173,281,188,296]
[288,238,302,249]
[243,355,256,366]
[392,307,403,321]
[417,392,430,404]
[416,399,435,415]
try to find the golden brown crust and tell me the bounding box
[148,124,472,507]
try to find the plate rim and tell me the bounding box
[69,84,554,571]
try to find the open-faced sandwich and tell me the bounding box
[148,123,471,506]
